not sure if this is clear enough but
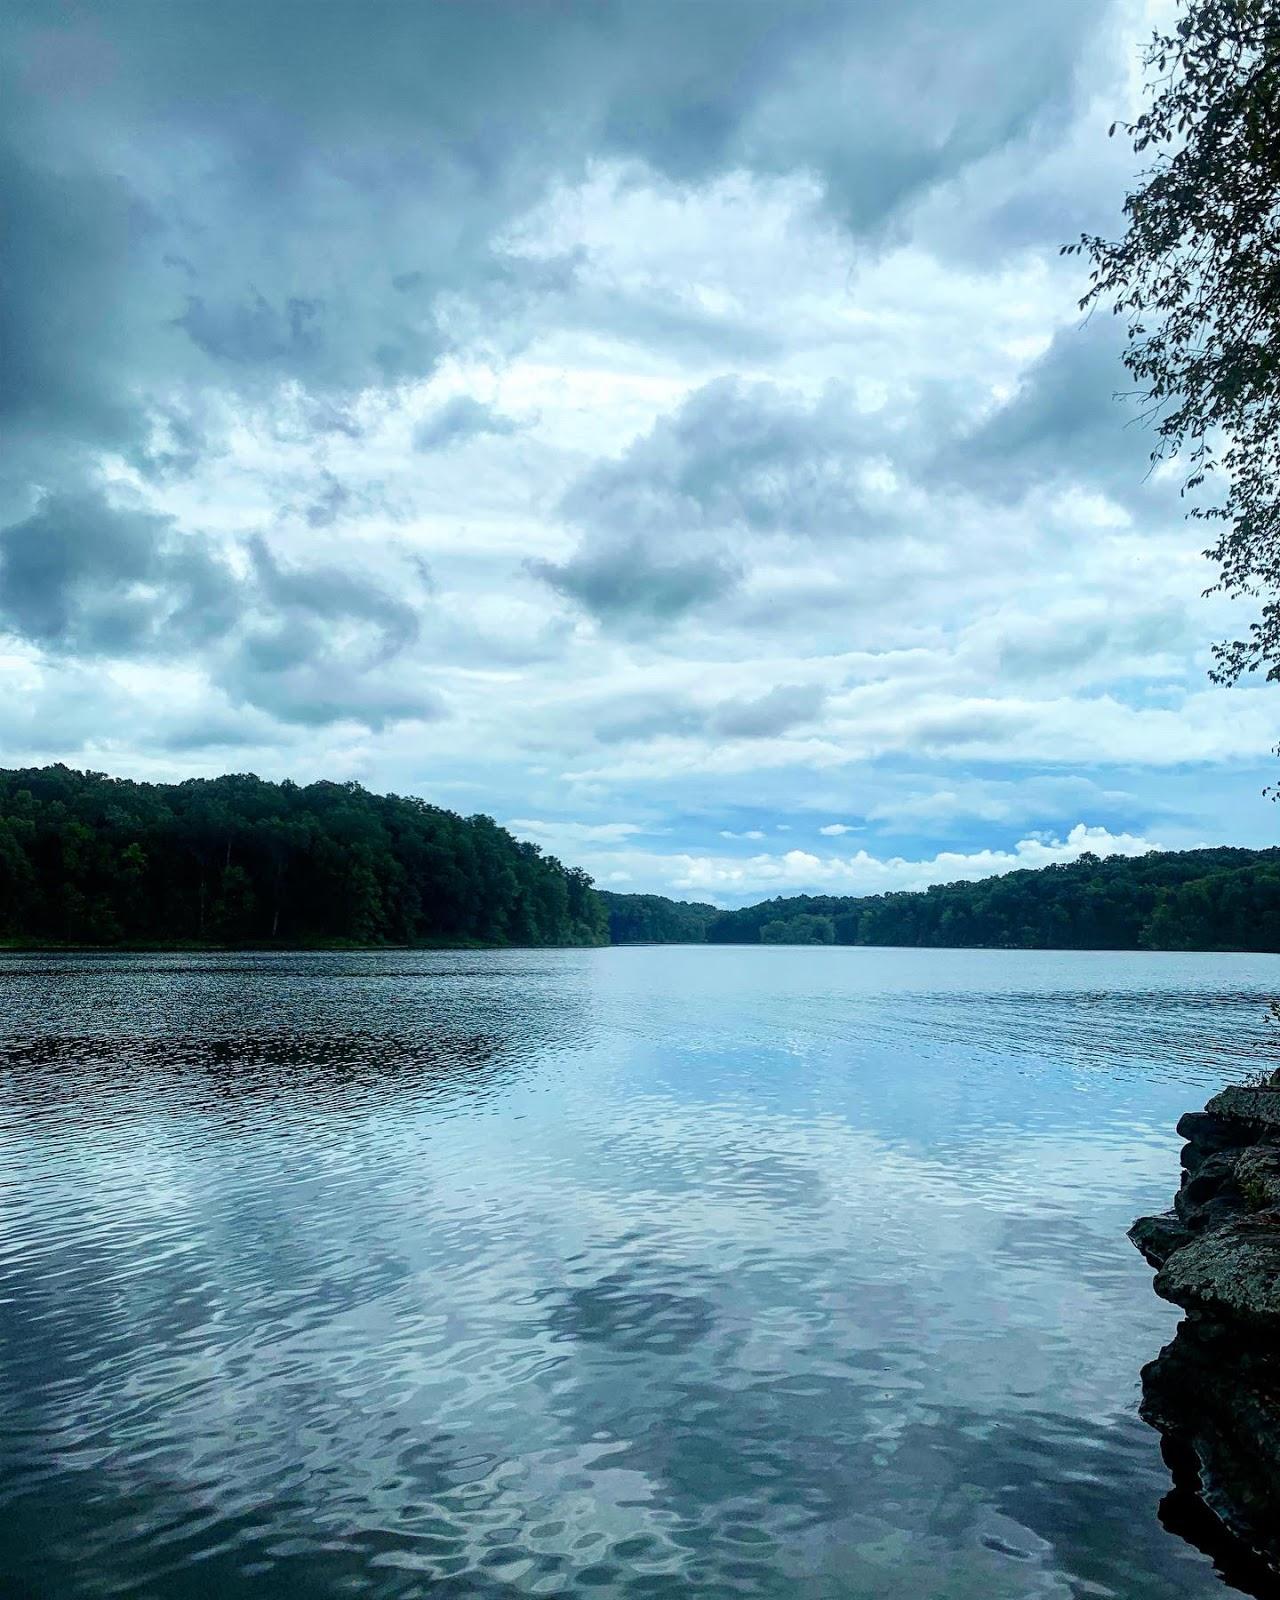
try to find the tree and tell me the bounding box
[1071,1,1280,685]
[760,913,835,945]
[0,765,612,949]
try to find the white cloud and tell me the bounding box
[660,822,1162,899]
[507,819,649,847]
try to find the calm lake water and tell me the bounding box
[2,947,1277,1599]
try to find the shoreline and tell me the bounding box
[1,940,1277,955]
[1130,1080,1280,1583]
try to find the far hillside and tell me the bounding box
[0,766,606,948]
[604,847,1280,952]
[2,764,1276,953]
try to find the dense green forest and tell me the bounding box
[604,847,1280,952]
[0,766,607,947]
[1,767,1276,951]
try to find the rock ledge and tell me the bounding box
[1130,1074,1280,1580]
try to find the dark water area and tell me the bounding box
[2,947,1277,1599]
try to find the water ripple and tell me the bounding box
[2,946,1276,1597]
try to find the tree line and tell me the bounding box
[602,847,1280,952]
[2,767,1276,951]
[0,766,607,947]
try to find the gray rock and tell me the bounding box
[1173,1188,1245,1232]
[1153,1216,1280,1326]
[1177,1108,1252,1153]
[1180,1148,1241,1207]
[1235,1143,1280,1211]
[1140,1320,1280,1576]
[1134,1083,1280,1583]
[1203,1085,1280,1131]
[1129,1210,1194,1268]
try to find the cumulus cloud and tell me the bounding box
[533,378,906,626]
[0,491,431,729]
[559,378,883,543]
[542,819,1170,904]
[0,494,239,656]
[0,0,1105,498]
[591,692,707,746]
[303,473,354,529]
[667,822,1161,898]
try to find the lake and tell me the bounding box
[2,946,1276,1599]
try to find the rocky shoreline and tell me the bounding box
[1130,1074,1280,1583]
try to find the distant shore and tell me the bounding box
[4,766,1279,954]
[3,939,1278,955]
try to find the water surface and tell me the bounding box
[2,946,1276,1598]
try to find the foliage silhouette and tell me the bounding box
[1071,1,1280,688]
[0,765,607,948]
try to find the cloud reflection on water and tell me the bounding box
[1,946,1275,1597]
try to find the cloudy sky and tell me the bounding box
[2,0,1275,904]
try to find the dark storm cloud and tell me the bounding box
[0,494,239,655]
[1,0,1108,489]
[413,397,520,453]
[0,491,427,728]
[0,0,1115,746]
[176,292,326,370]
[213,544,432,729]
[246,537,419,657]
[0,148,162,518]
[158,713,281,753]
[219,645,438,730]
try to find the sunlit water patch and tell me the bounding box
[2,946,1276,1598]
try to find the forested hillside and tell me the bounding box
[0,766,607,947]
[612,849,1280,952]
[1,766,1275,952]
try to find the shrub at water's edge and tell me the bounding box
[0,765,607,948]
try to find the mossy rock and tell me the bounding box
[1154,1217,1280,1327]
[1235,1144,1280,1212]
[1130,1210,1194,1268]
[1204,1086,1280,1132]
